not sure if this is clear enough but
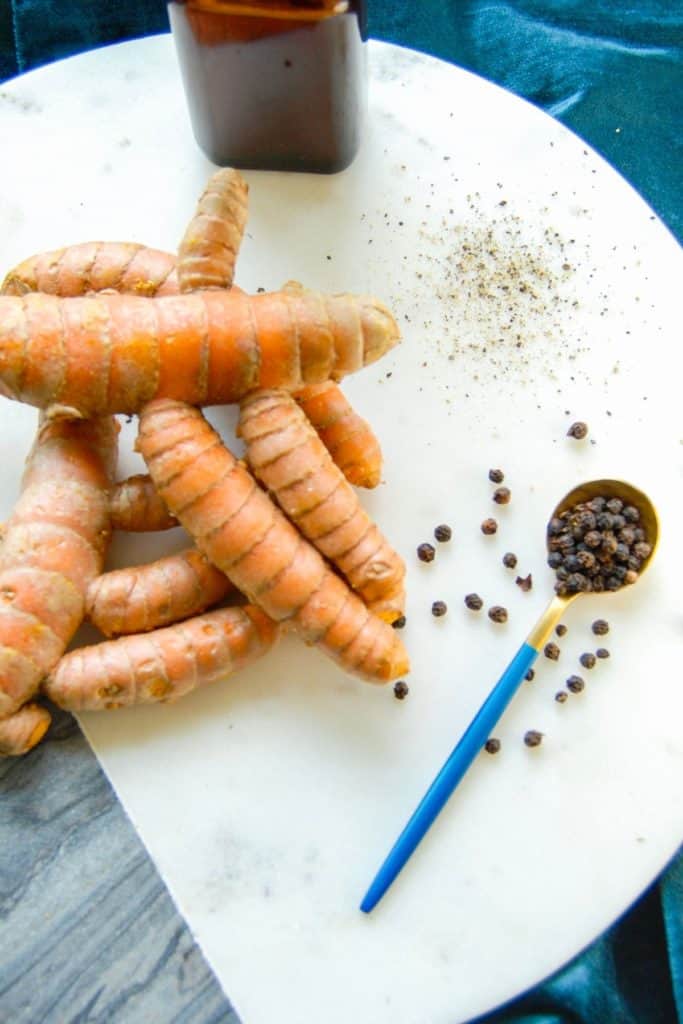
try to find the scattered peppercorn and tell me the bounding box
[555,624,568,637]
[566,675,585,693]
[431,600,448,617]
[555,691,568,703]
[393,681,409,700]
[579,652,596,669]
[596,647,610,659]
[392,615,406,630]
[567,421,589,439]
[502,552,518,568]
[516,574,533,592]
[417,542,436,563]
[493,486,511,505]
[484,738,501,754]
[488,469,504,483]
[434,524,452,543]
[481,518,498,535]
[544,642,560,661]
[524,730,543,748]
[525,668,535,681]
[464,593,483,611]
[488,605,508,624]
[592,619,609,636]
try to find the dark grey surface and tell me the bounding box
[0,706,236,1024]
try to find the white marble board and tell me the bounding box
[1,36,682,1024]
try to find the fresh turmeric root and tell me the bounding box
[0,702,52,757]
[110,473,178,532]
[0,414,117,753]
[0,289,399,415]
[44,605,278,711]
[177,168,249,293]
[0,242,178,298]
[137,399,409,683]
[86,547,236,636]
[293,381,382,489]
[239,390,405,622]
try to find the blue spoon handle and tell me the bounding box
[360,640,539,913]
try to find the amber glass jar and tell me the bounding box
[168,1,367,173]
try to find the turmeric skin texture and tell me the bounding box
[44,605,278,711]
[293,381,382,489]
[0,415,117,750]
[87,546,235,637]
[239,390,405,622]
[0,702,51,757]
[0,289,399,416]
[177,167,249,293]
[110,473,178,532]
[137,399,409,684]
[1,242,178,298]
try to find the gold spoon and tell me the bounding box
[361,478,659,912]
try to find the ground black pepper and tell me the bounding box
[503,552,518,568]
[431,600,448,618]
[488,469,504,484]
[393,681,409,700]
[544,642,560,661]
[434,524,452,543]
[567,674,585,693]
[484,738,501,754]
[464,593,484,611]
[488,605,508,624]
[596,647,610,659]
[392,615,406,630]
[592,619,610,635]
[524,730,543,748]
[481,518,498,535]
[493,486,511,505]
[417,543,436,563]
[579,652,596,669]
[567,421,589,439]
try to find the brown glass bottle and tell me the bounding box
[168,1,367,173]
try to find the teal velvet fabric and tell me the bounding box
[0,4,681,1022]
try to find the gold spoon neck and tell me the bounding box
[526,593,575,651]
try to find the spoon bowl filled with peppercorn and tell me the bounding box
[361,478,658,913]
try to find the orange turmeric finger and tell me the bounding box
[137,399,409,683]
[44,605,278,711]
[239,390,405,622]
[0,289,399,415]
[110,473,178,532]
[1,242,178,298]
[177,168,249,292]
[293,381,383,489]
[0,703,52,757]
[0,415,117,724]
[86,547,236,636]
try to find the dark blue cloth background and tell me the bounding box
[0,4,681,1023]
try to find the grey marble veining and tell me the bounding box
[0,706,236,1024]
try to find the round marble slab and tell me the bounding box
[1,35,681,1024]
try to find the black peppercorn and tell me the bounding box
[516,574,533,592]
[493,486,511,505]
[417,542,436,563]
[488,605,508,624]
[547,552,563,569]
[596,647,610,659]
[633,541,652,560]
[431,600,448,618]
[555,623,567,637]
[606,497,624,514]
[579,652,596,669]
[566,674,585,693]
[488,469,504,483]
[484,738,501,754]
[544,642,560,661]
[464,593,483,611]
[623,505,640,523]
[481,518,498,535]
[555,691,568,703]
[392,615,406,630]
[567,421,588,439]
[524,730,543,748]
[393,681,409,700]
[502,552,518,568]
[525,668,535,681]
[592,619,609,635]
[434,523,452,543]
